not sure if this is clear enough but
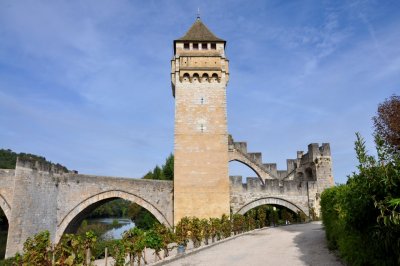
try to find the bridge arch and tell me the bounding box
[229,159,262,178]
[0,194,11,222]
[55,190,170,243]
[236,197,306,216]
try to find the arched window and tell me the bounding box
[202,73,209,82]
[182,73,190,82]
[211,73,219,83]
[192,73,200,82]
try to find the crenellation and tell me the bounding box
[319,143,331,156]
[307,143,320,161]
[229,175,243,187]
[233,142,247,154]
[286,159,297,173]
[263,163,278,176]
[247,152,262,164]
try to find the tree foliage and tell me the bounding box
[142,154,174,181]
[321,133,400,265]
[87,199,130,219]
[373,94,400,153]
[126,154,174,229]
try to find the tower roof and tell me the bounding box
[176,18,225,42]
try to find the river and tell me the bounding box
[87,218,135,240]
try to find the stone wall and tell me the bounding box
[230,176,313,215]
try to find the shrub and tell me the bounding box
[321,133,400,265]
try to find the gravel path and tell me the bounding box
[160,222,342,266]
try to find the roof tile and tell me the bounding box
[177,19,225,42]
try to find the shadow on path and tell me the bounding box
[276,222,343,266]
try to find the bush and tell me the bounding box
[321,133,400,265]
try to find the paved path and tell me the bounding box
[161,222,342,266]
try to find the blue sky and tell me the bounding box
[0,0,399,184]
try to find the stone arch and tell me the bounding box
[192,73,200,82]
[229,159,262,178]
[182,73,190,82]
[0,194,11,222]
[201,73,209,82]
[211,73,218,83]
[236,197,306,216]
[55,190,170,243]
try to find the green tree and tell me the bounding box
[162,154,174,180]
[321,133,400,265]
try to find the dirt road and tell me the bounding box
[160,222,342,266]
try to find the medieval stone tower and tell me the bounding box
[171,18,230,223]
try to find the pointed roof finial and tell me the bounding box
[196,8,200,20]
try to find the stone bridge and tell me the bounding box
[0,140,332,257]
[1,160,173,257]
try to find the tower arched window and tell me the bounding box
[192,73,200,82]
[182,73,190,82]
[211,73,219,83]
[202,73,209,82]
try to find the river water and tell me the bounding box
[87,218,135,239]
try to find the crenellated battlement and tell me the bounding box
[229,175,317,216]
[229,175,315,193]
[228,135,332,184]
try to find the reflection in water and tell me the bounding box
[87,218,135,240]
